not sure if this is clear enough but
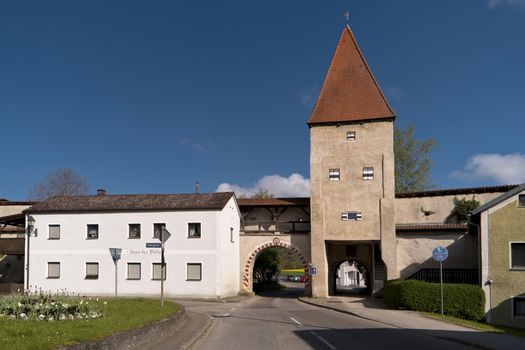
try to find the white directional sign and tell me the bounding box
[109,248,122,262]
[160,228,171,243]
[432,246,448,262]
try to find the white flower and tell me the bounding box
[38,314,45,321]
[59,314,66,320]
[103,301,107,305]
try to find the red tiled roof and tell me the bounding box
[0,200,37,206]
[237,197,310,207]
[25,192,234,213]
[308,25,395,126]
[396,223,468,232]
[395,185,518,198]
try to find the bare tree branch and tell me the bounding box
[28,168,90,200]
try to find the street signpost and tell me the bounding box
[146,242,162,248]
[432,246,449,316]
[309,267,317,275]
[157,228,171,308]
[109,248,122,298]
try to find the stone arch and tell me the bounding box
[242,237,310,292]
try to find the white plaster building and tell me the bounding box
[24,191,240,299]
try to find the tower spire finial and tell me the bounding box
[344,11,350,24]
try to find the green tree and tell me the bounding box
[394,125,436,193]
[253,249,279,284]
[448,196,480,223]
[252,189,274,198]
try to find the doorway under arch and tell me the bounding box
[333,260,370,295]
[242,238,310,294]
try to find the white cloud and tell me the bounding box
[488,0,525,9]
[216,173,310,197]
[178,137,215,152]
[450,153,525,184]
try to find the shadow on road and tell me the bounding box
[294,328,520,350]
[256,285,305,299]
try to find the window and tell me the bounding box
[187,263,202,281]
[47,262,60,279]
[188,223,201,238]
[329,169,340,181]
[513,297,525,317]
[519,195,525,207]
[153,223,166,239]
[363,167,374,180]
[152,263,166,280]
[85,262,99,279]
[49,225,60,239]
[87,224,99,239]
[347,131,356,141]
[510,243,525,270]
[127,263,141,280]
[230,227,234,243]
[129,224,141,239]
[341,211,362,221]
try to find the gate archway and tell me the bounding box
[242,238,310,293]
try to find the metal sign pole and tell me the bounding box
[115,260,118,299]
[109,248,122,299]
[440,261,444,316]
[161,240,165,309]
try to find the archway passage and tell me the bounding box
[334,260,370,295]
[242,239,310,295]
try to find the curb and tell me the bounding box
[298,297,384,325]
[60,306,185,350]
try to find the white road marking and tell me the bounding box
[290,317,302,326]
[223,313,231,317]
[230,308,236,312]
[310,331,336,350]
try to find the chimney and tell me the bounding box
[96,189,107,196]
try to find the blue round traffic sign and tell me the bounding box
[432,246,448,262]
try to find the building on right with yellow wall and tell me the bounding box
[471,183,525,328]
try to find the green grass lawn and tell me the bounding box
[0,298,180,350]
[280,269,305,277]
[424,313,525,338]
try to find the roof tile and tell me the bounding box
[308,25,395,125]
[25,192,234,213]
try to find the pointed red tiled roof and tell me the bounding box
[308,25,395,125]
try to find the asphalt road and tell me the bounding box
[155,288,483,350]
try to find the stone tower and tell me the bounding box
[308,25,397,297]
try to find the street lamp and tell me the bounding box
[25,215,37,291]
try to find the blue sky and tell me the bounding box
[1,0,524,200]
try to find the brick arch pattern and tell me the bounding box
[242,238,310,290]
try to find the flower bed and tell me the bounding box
[0,290,105,321]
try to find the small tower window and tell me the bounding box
[363,167,374,180]
[347,131,356,141]
[341,211,362,221]
[329,169,340,181]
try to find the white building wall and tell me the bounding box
[26,207,240,298]
[217,197,241,297]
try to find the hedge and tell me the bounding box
[384,279,485,321]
